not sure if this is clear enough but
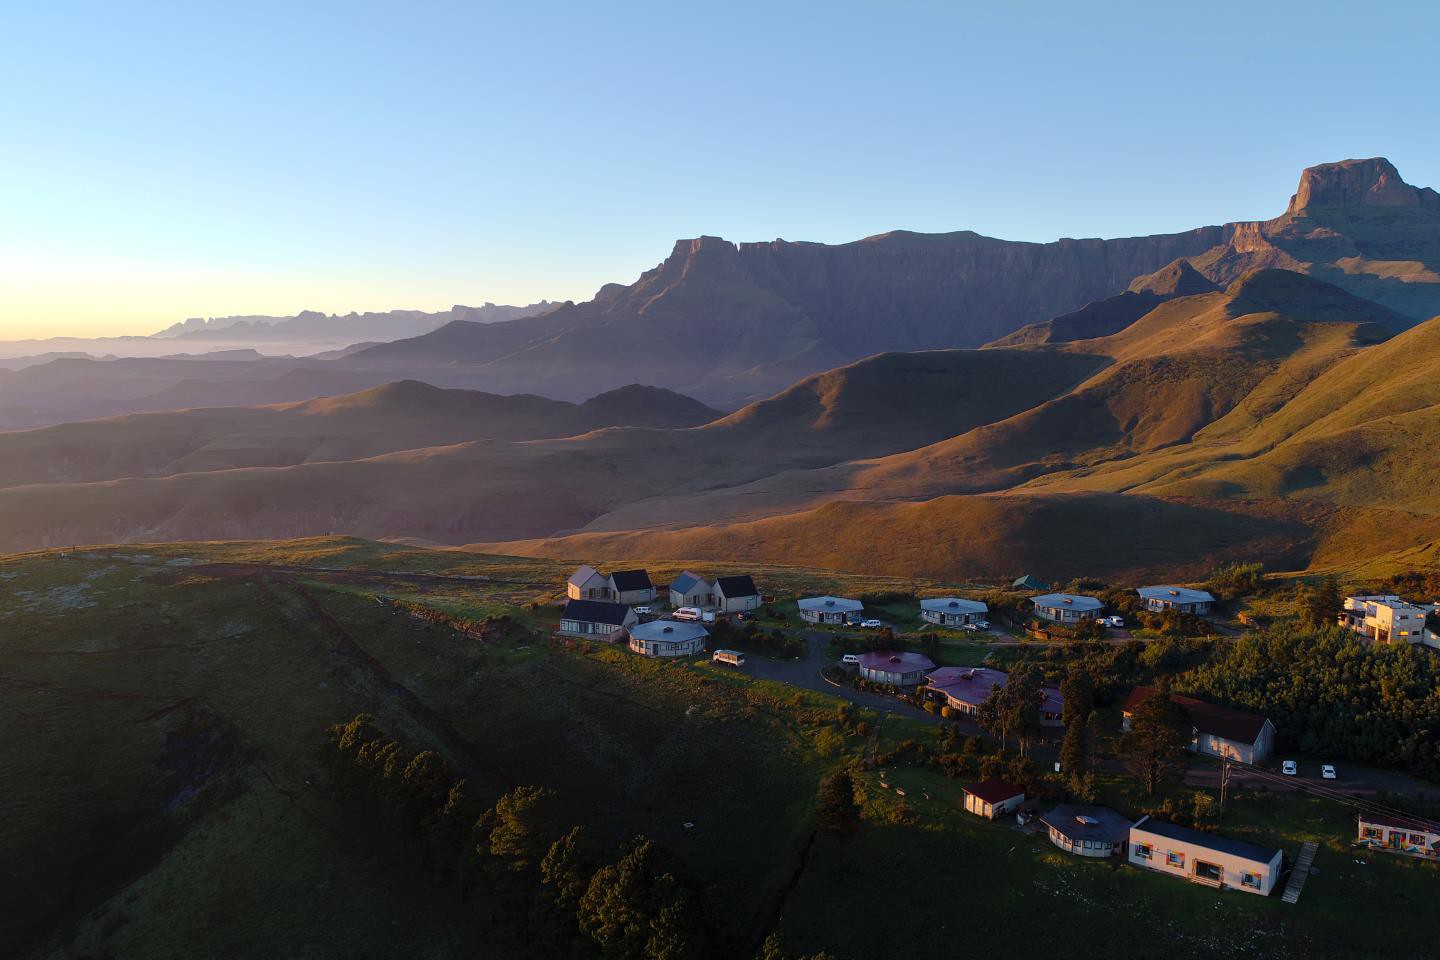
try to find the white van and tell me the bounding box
[673,607,702,622]
[712,649,746,668]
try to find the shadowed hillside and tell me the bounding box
[571,269,1402,533]
[477,492,1313,582]
[0,382,720,488]
[0,349,1097,552]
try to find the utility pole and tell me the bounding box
[1220,760,1232,812]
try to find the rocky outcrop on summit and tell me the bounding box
[1185,158,1440,320]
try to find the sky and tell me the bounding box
[1,0,1437,340]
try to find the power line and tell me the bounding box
[1221,759,1439,832]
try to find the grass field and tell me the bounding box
[2,538,1435,959]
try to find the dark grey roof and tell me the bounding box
[670,571,703,594]
[715,575,758,598]
[1131,817,1280,865]
[561,599,632,626]
[629,620,708,643]
[1040,805,1133,844]
[1031,593,1104,612]
[920,597,988,614]
[609,569,653,592]
[1137,586,1215,605]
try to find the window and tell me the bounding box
[1411,834,1428,846]
[1363,826,1382,840]
[1194,860,1222,883]
[1241,872,1261,889]
[1134,843,1153,860]
[1166,850,1185,868]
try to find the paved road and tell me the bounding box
[742,630,942,723]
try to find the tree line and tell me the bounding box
[325,714,843,959]
[327,714,716,958]
[1184,624,1440,779]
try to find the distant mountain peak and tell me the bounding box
[1287,157,1440,214]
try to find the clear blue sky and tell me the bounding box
[2,0,1436,337]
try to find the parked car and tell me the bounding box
[860,618,884,629]
[1100,615,1125,628]
[633,605,652,615]
[1321,764,1337,780]
[1282,760,1298,776]
[841,653,862,665]
[673,607,702,622]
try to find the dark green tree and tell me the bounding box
[578,836,696,959]
[1118,692,1192,795]
[1300,576,1342,628]
[813,769,861,880]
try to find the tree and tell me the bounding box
[1067,770,1097,803]
[1084,710,1106,769]
[1300,576,1342,628]
[422,778,477,889]
[578,836,697,959]
[1119,692,1192,795]
[479,784,561,873]
[1191,791,1216,830]
[541,825,594,914]
[1058,666,1095,775]
[813,770,861,879]
[477,784,563,944]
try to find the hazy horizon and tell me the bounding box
[4,0,1438,340]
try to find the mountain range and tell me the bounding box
[0,301,558,367]
[1,157,1437,582]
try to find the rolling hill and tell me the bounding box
[0,381,720,488]
[0,349,1100,553]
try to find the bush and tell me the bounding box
[1207,562,1266,600]
[859,590,916,606]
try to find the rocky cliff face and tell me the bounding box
[1182,158,1440,319]
[351,159,1438,406]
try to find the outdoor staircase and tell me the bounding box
[1281,841,1319,904]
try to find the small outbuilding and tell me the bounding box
[919,597,988,628]
[963,779,1026,820]
[1031,593,1104,623]
[1040,805,1133,858]
[1012,574,1049,592]
[628,620,708,658]
[559,599,637,641]
[798,595,864,625]
[1357,812,1440,860]
[857,650,935,686]
[714,575,762,614]
[1137,586,1215,615]
[567,565,613,601]
[1128,816,1282,895]
[608,569,656,605]
[669,571,715,610]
